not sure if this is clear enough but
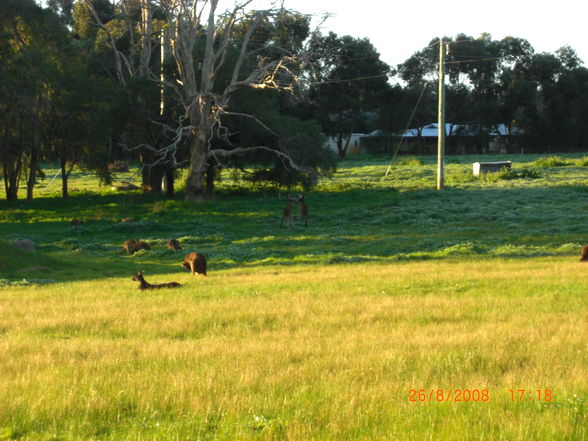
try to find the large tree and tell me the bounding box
[397,34,536,152]
[0,0,64,201]
[76,0,331,200]
[308,33,391,158]
[154,0,327,200]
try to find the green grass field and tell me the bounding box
[0,154,587,440]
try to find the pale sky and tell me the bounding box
[260,0,588,69]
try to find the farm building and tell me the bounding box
[324,133,369,155]
[361,123,521,155]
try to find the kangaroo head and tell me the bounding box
[132,270,145,281]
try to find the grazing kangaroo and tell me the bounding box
[280,195,296,228]
[297,194,308,227]
[132,270,181,289]
[167,239,182,251]
[580,245,588,262]
[123,240,151,255]
[182,252,207,276]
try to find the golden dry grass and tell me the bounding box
[0,257,586,440]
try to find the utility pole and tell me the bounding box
[160,30,165,116]
[437,38,446,190]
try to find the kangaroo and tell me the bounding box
[182,252,207,276]
[297,194,308,227]
[123,240,151,255]
[580,245,588,262]
[167,239,182,251]
[280,195,296,228]
[132,270,181,290]
[70,219,84,227]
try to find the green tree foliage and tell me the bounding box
[308,33,391,158]
[0,0,65,201]
[221,88,336,190]
[72,0,114,41]
[0,0,117,201]
[44,59,118,198]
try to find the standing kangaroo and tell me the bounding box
[580,245,588,261]
[297,194,308,227]
[182,252,207,276]
[132,270,181,289]
[280,195,296,228]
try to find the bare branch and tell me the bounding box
[208,145,318,182]
[81,0,132,85]
[221,111,281,138]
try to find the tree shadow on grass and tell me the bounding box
[0,184,587,283]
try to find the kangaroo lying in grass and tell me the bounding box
[132,270,181,290]
[167,238,182,251]
[123,240,151,255]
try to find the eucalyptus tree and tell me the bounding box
[145,0,330,200]
[308,33,391,158]
[397,34,536,152]
[44,58,117,198]
[0,0,67,201]
[527,47,588,151]
[76,0,330,199]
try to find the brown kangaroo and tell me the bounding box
[132,270,181,289]
[280,195,296,228]
[580,245,588,262]
[123,240,151,255]
[167,239,182,251]
[182,252,207,276]
[297,194,308,227]
[70,219,84,227]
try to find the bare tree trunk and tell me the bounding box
[205,164,215,197]
[142,167,165,193]
[336,109,345,158]
[60,156,69,200]
[3,155,22,201]
[164,167,175,199]
[184,130,208,201]
[26,146,38,202]
[139,0,152,77]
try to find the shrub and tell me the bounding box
[392,156,424,166]
[532,156,569,167]
[497,168,542,180]
[573,156,588,166]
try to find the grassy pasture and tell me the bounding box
[0,154,587,440]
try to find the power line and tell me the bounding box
[314,73,390,85]
[445,57,501,65]
[383,82,430,177]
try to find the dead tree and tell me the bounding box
[143,1,324,201]
[82,1,328,200]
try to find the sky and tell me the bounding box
[250,0,588,69]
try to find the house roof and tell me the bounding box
[369,123,516,138]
